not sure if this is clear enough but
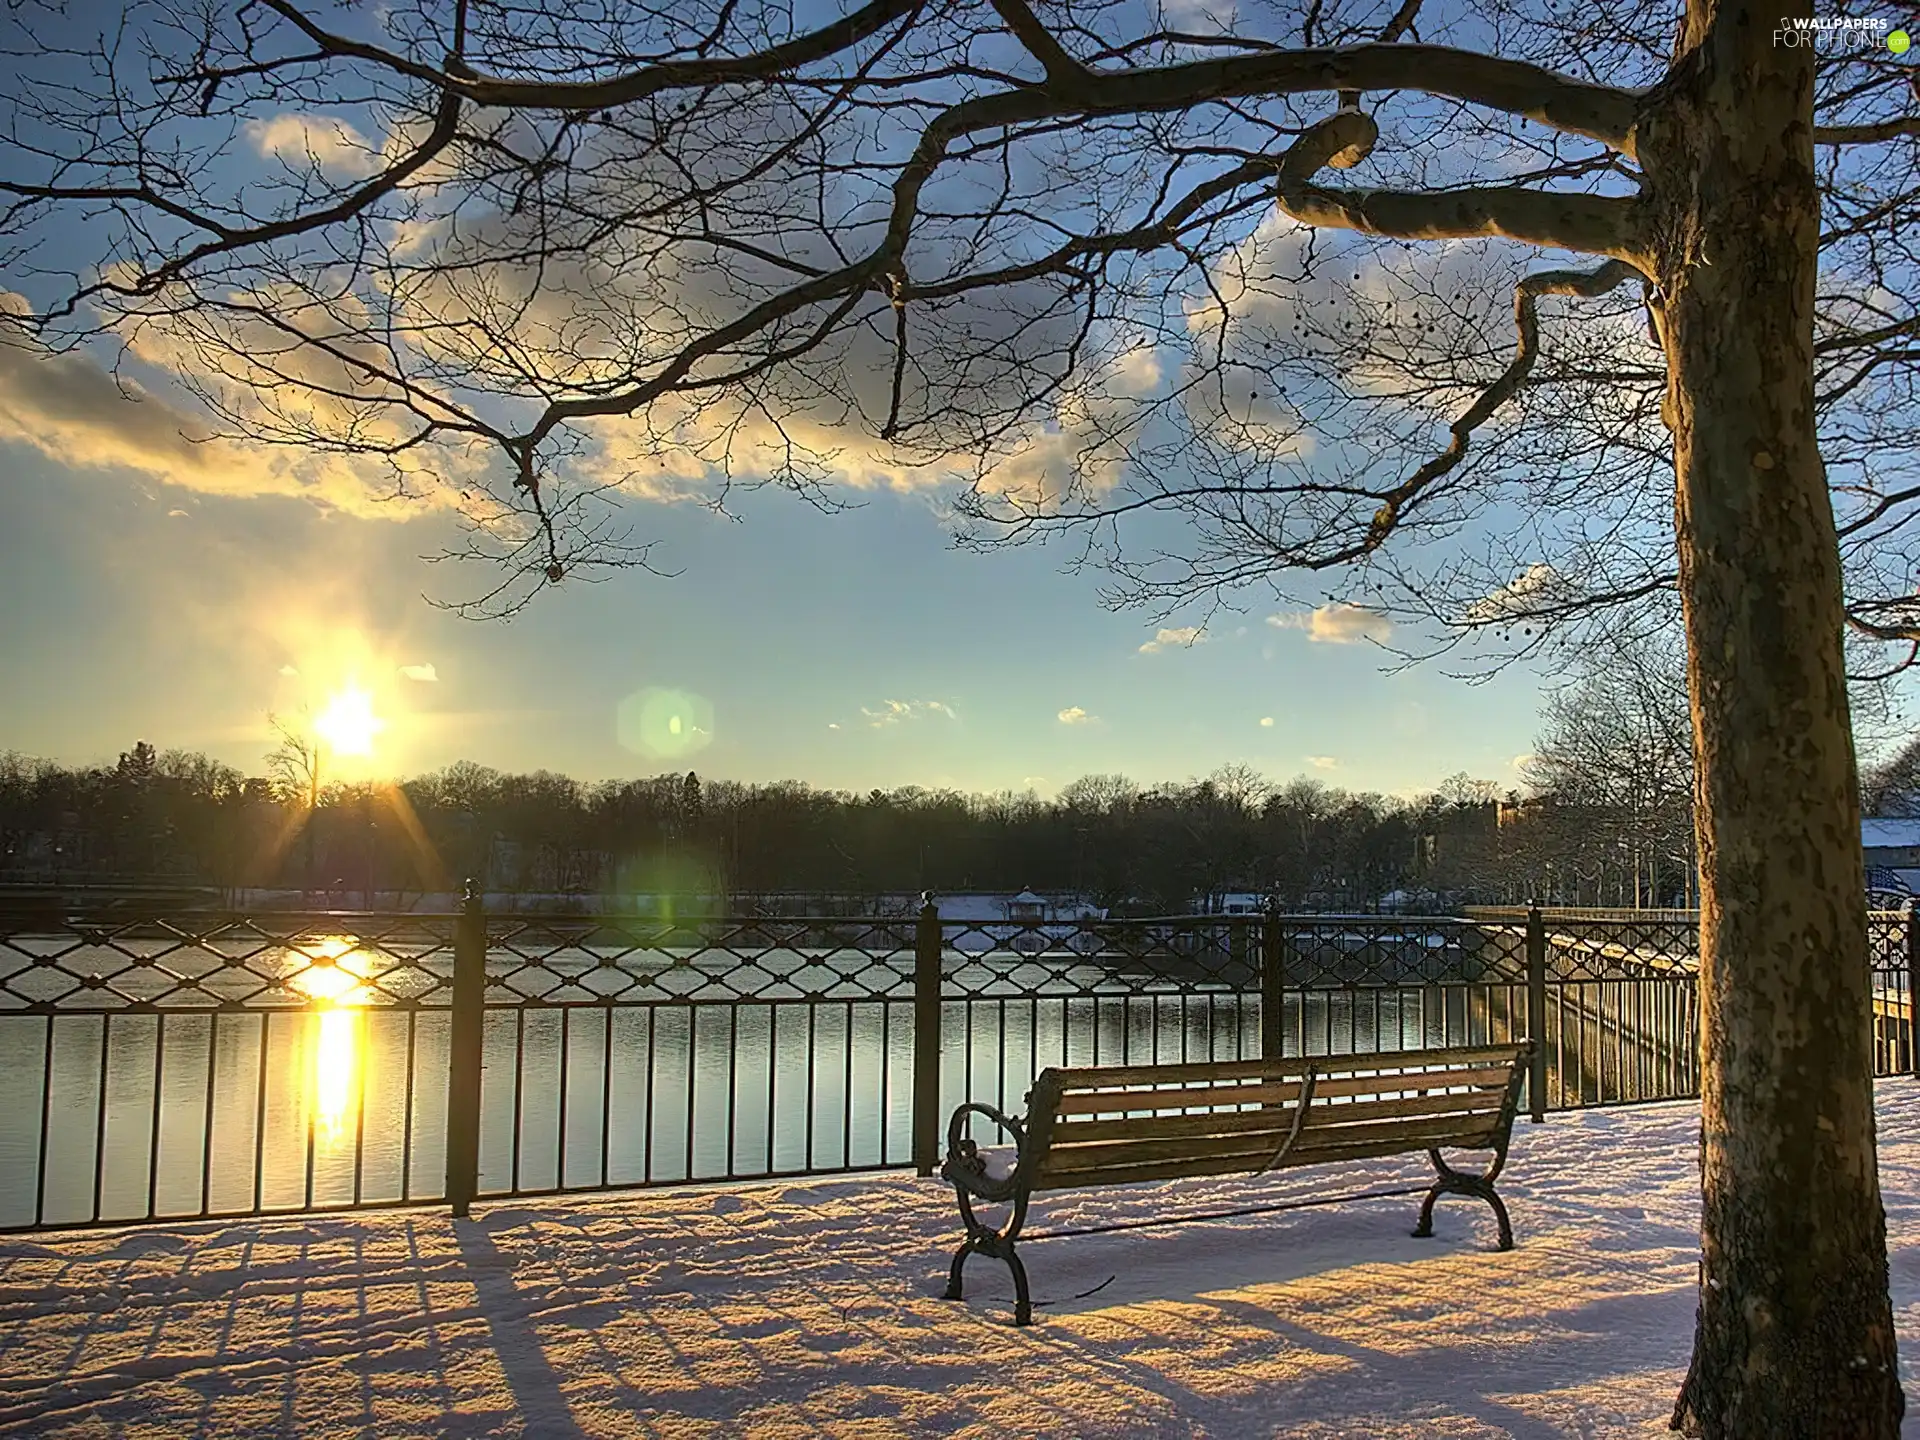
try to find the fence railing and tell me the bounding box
[0,893,1912,1232]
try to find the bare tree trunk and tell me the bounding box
[1651,2,1902,1433]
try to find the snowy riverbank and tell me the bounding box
[7,1086,1920,1436]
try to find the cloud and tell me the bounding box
[0,319,465,519]
[398,663,439,682]
[278,664,299,676]
[165,508,188,518]
[1464,564,1574,623]
[1057,706,1098,725]
[1308,755,1341,770]
[379,171,1111,506]
[245,114,378,178]
[1138,626,1207,654]
[859,699,958,728]
[1259,716,1275,727]
[1186,207,1520,420]
[1267,603,1393,645]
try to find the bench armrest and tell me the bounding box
[941,1101,1028,1203]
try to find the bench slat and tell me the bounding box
[1031,1125,1504,1191]
[1036,1110,1502,1181]
[1040,1043,1527,1092]
[1049,1085,1509,1146]
[1050,1064,1518,1117]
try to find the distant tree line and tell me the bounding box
[7,635,1902,910]
[0,746,1495,909]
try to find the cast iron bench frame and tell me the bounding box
[938,1040,1534,1325]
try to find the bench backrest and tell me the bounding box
[1022,1042,1533,1192]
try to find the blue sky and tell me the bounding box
[0,0,1585,798]
[0,434,1546,796]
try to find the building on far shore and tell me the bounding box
[1864,817,1920,902]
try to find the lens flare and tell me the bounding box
[616,687,714,759]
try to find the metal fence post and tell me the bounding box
[1261,903,1285,1063]
[913,893,943,1177]
[446,880,486,1216]
[1906,908,1920,1077]
[1526,904,1548,1122]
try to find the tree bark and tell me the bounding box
[1645,2,1903,1434]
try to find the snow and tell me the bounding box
[8,1086,1920,1436]
[976,1145,1019,1184]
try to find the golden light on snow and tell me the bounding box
[313,684,385,757]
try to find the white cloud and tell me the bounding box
[860,699,958,728]
[827,722,841,731]
[1259,716,1275,727]
[1057,706,1098,725]
[1267,603,1393,645]
[1308,755,1341,770]
[381,184,1112,507]
[0,315,466,519]
[278,664,299,676]
[398,663,439,682]
[1186,207,1517,421]
[166,508,188,518]
[246,114,378,178]
[1138,626,1207,654]
[1464,564,1573,623]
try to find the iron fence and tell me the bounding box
[0,894,1911,1232]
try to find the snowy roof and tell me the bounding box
[1011,888,1047,906]
[1864,818,1920,849]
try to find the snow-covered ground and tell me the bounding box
[7,1087,1920,1438]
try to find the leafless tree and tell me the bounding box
[264,711,320,811]
[1522,631,1695,905]
[264,709,323,890]
[0,0,1911,1428]
[1863,736,1920,817]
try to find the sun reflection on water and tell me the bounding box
[292,937,367,1146]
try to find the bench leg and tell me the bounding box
[1413,1151,1514,1251]
[945,1234,1034,1324]
[944,1238,973,1301]
[1482,1185,1514,1251]
[1007,1245,1033,1327]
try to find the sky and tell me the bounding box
[0,0,1591,800]
[0,430,1549,796]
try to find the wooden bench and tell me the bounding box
[938,1040,1534,1325]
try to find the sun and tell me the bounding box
[313,684,385,757]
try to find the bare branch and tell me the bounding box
[1279,176,1646,264]
[985,0,1093,91]
[1352,258,1648,553]
[1816,118,1920,145]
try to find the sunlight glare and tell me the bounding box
[293,937,367,1147]
[312,1008,363,1146]
[292,936,372,1005]
[313,684,385,757]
